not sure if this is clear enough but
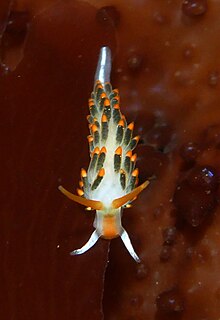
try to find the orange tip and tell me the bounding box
[87,135,94,143]
[118,119,124,127]
[98,168,105,177]
[100,146,107,153]
[134,135,140,142]
[131,153,137,162]
[132,168,139,177]
[113,89,119,94]
[91,124,98,133]
[104,98,110,107]
[93,147,100,155]
[81,168,87,178]
[101,114,108,122]
[128,122,134,131]
[115,146,122,156]
[126,150,132,158]
[101,92,107,99]
[77,188,84,196]
[79,181,84,188]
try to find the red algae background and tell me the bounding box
[1,0,220,319]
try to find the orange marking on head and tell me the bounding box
[101,114,108,122]
[113,89,119,95]
[102,215,120,239]
[128,122,134,131]
[100,146,107,154]
[115,146,122,156]
[126,150,132,158]
[77,188,84,196]
[98,168,105,177]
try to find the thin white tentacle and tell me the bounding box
[70,230,100,255]
[120,228,141,263]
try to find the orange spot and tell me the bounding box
[118,119,124,127]
[101,92,107,99]
[81,168,87,178]
[100,146,107,154]
[88,99,94,107]
[79,181,83,188]
[101,114,108,122]
[102,215,119,239]
[91,124,98,133]
[113,104,120,110]
[104,98,110,107]
[132,168,139,177]
[134,135,140,142]
[96,80,103,89]
[77,188,84,196]
[128,122,134,131]
[126,150,132,158]
[131,153,137,162]
[113,89,119,95]
[92,147,100,155]
[98,168,105,177]
[115,146,122,156]
[87,135,93,143]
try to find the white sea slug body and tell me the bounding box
[59,47,149,262]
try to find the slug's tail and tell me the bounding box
[95,46,112,85]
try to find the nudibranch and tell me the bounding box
[59,47,149,262]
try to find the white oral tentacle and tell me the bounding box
[70,230,100,255]
[120,228,141,263]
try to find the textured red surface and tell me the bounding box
[0,1,114,319]
[1,0,220,319]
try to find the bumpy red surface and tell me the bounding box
[1,0,220,319]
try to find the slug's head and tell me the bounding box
[58,180,149,262]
